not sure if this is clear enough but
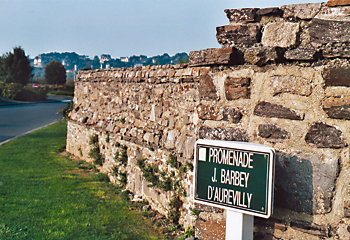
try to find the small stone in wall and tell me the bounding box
[224,8,259,23]
[309,19,350,46]
[270,75,312,96]
[322,96,350,119]
[199,126,249,142]
[258,124,289,141]
[195,219,226,240]
[284,48,318,61]
[197,104,242,123]
[262,22,299,48]
[326,0,350,7]
[164,129,179,149]
[244,47,282,66]
[281,3,322,20]
[189,47,243,67]
[224,77,251,100]
[199,74,219,101]
[254,101,304,120]
[305,122,347,148]
[323,67,350,87]
[256,7,283,16]
[216,24,261,47]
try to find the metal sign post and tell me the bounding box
[193,139,275,240]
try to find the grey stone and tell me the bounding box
[244,47,281,65]
[258,124,289,140]
[224,8,259,23]
[322,96,350,119]
[199,126,249,142]
[216,24,261,47]
[323,67,350,87]
[262,22,299,48]
[281,3,322,19]
[309,19,350,46]
[284,49,318,60]
[305,122,347,148]
[256,7,283,16]
[189,47,243,66]
[274,152,338,214]
[254,101,304,120]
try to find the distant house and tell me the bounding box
[34,56,43,68]
[100,54,112,69]
[120,57,129,63]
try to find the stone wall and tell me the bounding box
[67,1,350,239]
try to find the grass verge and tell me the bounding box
[0,121,165,239]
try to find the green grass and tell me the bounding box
[0,121,165,239]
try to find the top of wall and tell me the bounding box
[190,0,350,67]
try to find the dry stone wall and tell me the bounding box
[67,1,350,239]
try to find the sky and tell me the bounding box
[0,0,324,59]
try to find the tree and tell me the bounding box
[45,60,66,85]
[1,47,33,85]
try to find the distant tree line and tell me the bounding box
[32,51,189,79]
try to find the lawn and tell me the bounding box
[0,121,165,239]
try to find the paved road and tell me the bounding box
[0,101,69,143]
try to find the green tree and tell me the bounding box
[45,60,66,85]
[1,47,33,85]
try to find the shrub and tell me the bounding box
[0,82,47,101]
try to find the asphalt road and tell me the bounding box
[0,101,69,143]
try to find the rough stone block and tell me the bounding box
[244,47,282,65]
[224,77,250,100]
[256,7,283,16]
[284,48,318,61]
[195,219,226,240]
[305,122,347,148]
[323,67,350,87]
[189,47,243,66]
[216,24,261,47]
[281,3,322,19]
[199,126,249,142]
[258,124,289,141]
[254,101,304,120]
[183,136,196,159]
[224,8,258,23]
[199,74,219,101]
[315,6,350,21]
[275,152,338,214]
[164,129,179,149]
[326,0,350,6]
[270,75,312,96]
[262,22,299,48]
[322,96,350,119]
[197,104,242,123]
[309,19,350,46]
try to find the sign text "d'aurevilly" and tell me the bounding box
[193,139,275,218]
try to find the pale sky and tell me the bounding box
[0,0,324,59]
